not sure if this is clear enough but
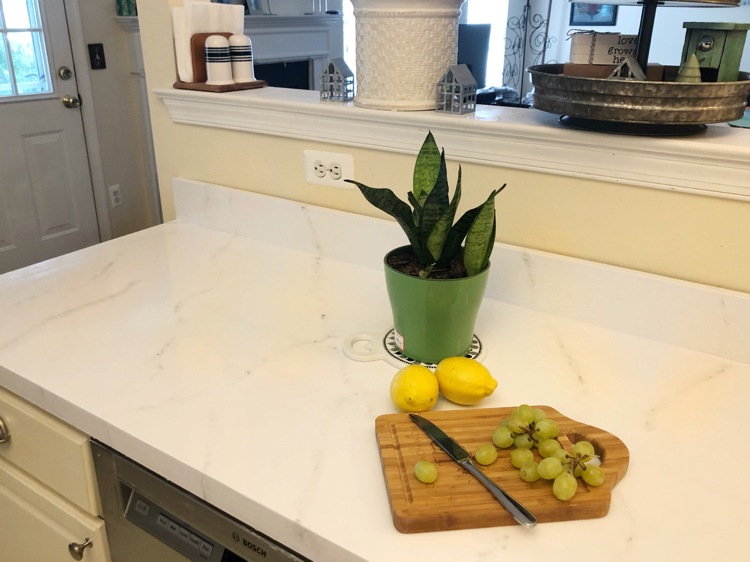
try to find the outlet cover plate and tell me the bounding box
[108,185,122,207]
[304,150,354,188]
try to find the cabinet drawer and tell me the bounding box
[0,456,111,562]
[0,386,101,515]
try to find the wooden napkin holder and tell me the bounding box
[174,32,267,93]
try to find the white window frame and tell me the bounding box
[0,0,54,102]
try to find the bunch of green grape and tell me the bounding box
[492,405,605,501]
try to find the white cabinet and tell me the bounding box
[0,386,101,515]
[0,386,110,562]
[0,456,110,562]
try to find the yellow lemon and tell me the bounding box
[390,365,439,413]
[434,357,497,405]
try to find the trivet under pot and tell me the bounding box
[343,329,485,370]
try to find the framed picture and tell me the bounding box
[569,3,618,26]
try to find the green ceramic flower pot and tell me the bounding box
[384,246,490,364]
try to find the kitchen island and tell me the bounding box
[0,179,748,561]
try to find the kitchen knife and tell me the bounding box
[409,413,537,527]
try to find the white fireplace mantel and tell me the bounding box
[243,14,344,86]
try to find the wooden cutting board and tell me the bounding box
[375,406,629,533]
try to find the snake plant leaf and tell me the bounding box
[436,198,485,268]
[480,184,504,270]
[483,216,496,270]
[433,150,450,211]
[346,180,429,263]
[408,191,422,226]
[426,166,462,262]
[419,151,450,243]
[418,264,436,278]
[464,190,498,277]
[412,131,441,201]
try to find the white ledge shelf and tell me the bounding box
[114,16,139,33]
[153,86,750,201]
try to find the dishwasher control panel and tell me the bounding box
[125,490,298,562]
[92,441,310,562]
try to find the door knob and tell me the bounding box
[68,538,93,560]
[62,95,82,109]
[0,416,9,444]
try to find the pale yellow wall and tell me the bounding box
[78,0,157,237]
[138,0,750,294]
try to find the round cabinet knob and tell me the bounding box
[0,416,9,444]
[68,538,93,560]
[698,35,715,52]
[62,95,82,109]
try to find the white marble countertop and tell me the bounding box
[0,179,749,561]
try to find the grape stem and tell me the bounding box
[521,422,540,444]
[566,453,599,474]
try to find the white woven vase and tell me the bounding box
[351,0,465,111]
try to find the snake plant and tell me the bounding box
[345,132,505,278]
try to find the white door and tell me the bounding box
[0,0,100,274]
[0,457,112,562]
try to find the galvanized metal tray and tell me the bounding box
[529,64,750,125]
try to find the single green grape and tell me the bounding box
[572,441,596,460]
[474,443,498,466]
[414,460,437,483]
[582,464,605,487]
[520,461,540,482]
[533,408,547,423]
[508,416,529,435]
[572,463,583,478]
[547,420,560,438]
[538,439,562,458]
[552,449,570,462]
[514,433,535,450]
[553,472,578,501]
[538,457,564,480]
[534,420,555,440]
[492,426,514,448]
[500,417,510,428]
[510,448,535,469]
[515,404,535,424]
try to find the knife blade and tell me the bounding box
[409,413,537,527]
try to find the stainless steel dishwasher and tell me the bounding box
[92,441,311,562]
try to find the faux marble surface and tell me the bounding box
[0,180,748,561]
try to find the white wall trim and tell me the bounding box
[63,0,113,241]
[243,14,343,31]
[154,86,750,202]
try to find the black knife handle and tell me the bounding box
[461,461,537,527]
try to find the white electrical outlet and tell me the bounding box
[328,163,342,180]
[304,150,354,188]
[108,185,122,208]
